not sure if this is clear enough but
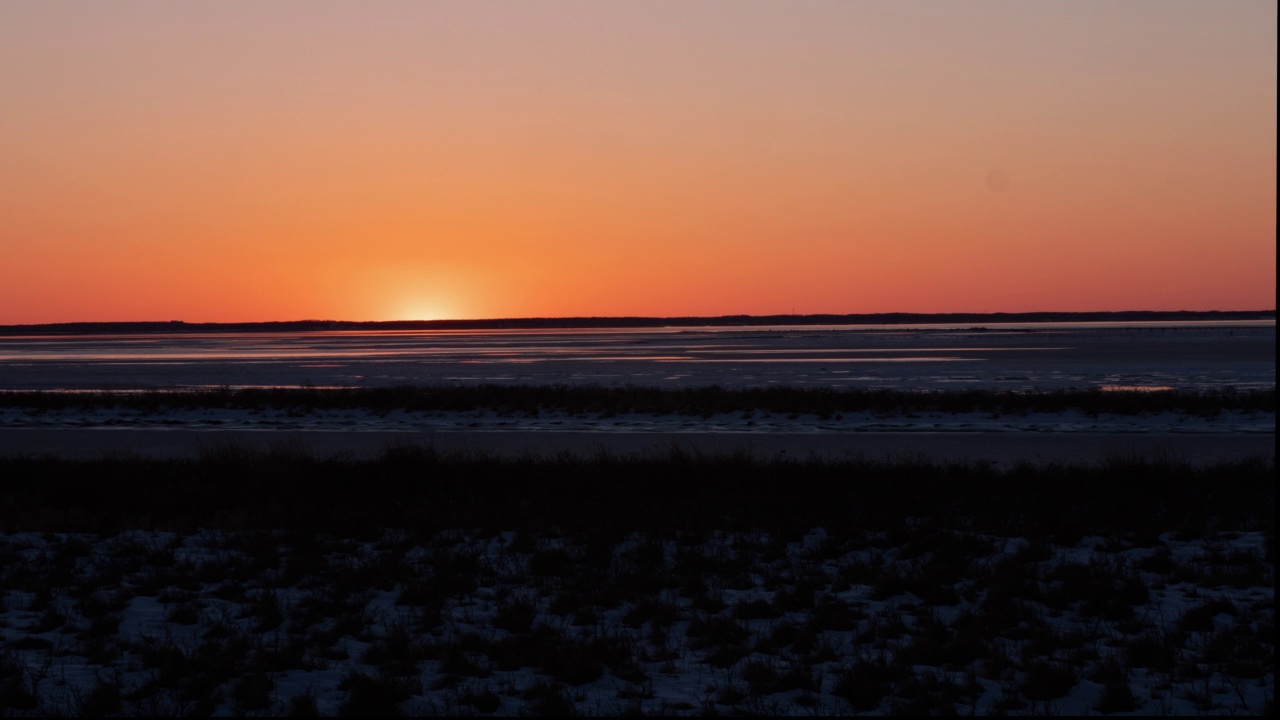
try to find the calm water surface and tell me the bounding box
[0,321,1272,392]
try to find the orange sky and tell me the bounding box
[1,1,1275,323]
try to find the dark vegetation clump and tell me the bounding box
[0,383,1273,417]
[0,448,1270,538]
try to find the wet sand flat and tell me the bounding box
[0,323,1273,391]
[2,323,1271,466]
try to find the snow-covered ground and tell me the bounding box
[0,528,1271,716]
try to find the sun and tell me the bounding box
[389,301,455,321]
[372,268,475,321]
[381,289,460,321]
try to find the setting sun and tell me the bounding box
[389,302,456,322]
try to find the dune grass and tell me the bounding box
[0,446,1272,539]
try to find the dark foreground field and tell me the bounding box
[0,448,1273,716]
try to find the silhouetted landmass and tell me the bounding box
[0,310,1273,335]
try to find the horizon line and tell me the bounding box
[2,309,1275,331]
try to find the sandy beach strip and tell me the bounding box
[0,427,1271,465]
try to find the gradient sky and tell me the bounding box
[1,0,1275,323]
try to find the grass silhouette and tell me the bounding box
[0,447,1271,538]
[1,384,1273,417]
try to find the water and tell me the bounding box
[0,321,1272,392]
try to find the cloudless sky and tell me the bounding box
[1,0,1275,322]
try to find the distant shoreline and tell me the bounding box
[0,310,1274,336]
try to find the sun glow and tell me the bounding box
[370,269,474,322]
[0,3,1273,324]
[389,300,457,322]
